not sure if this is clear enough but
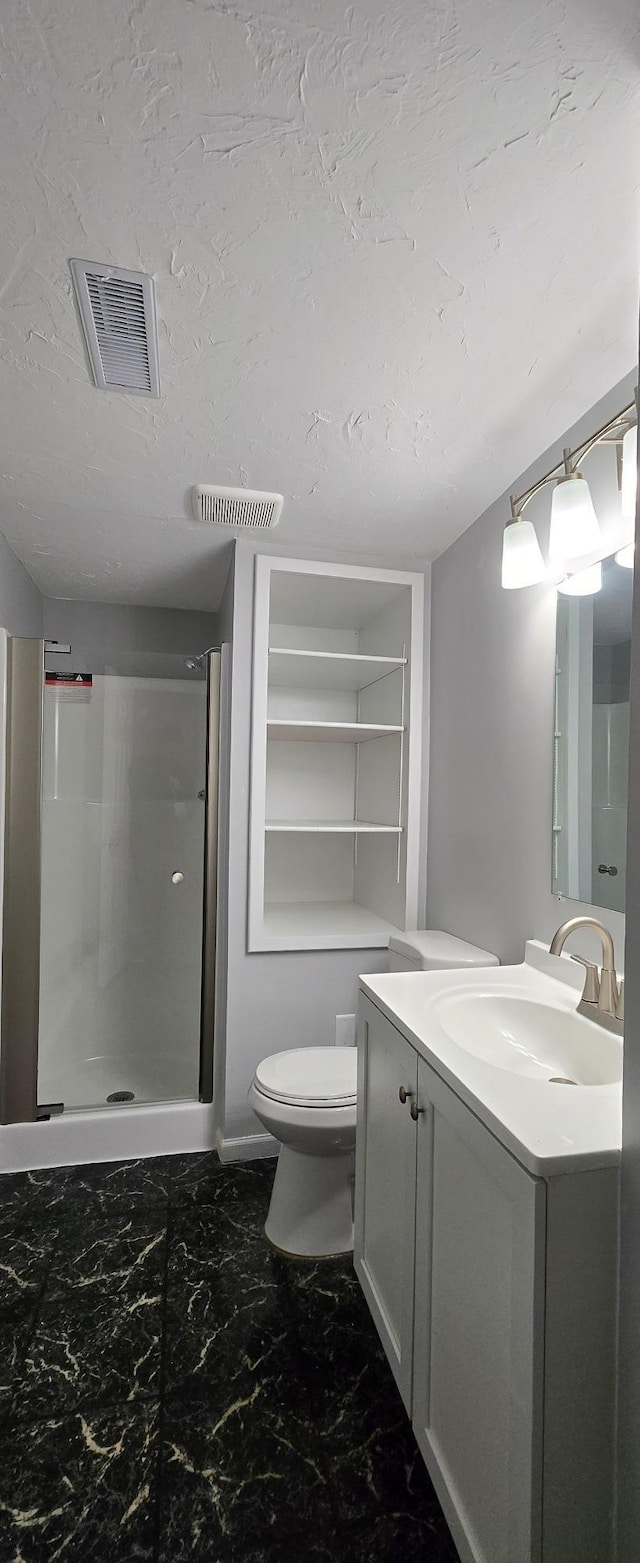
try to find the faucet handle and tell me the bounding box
[616,979,625,1023]
[570,954,600,1004]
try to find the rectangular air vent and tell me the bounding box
[191,485,283,529]
[70,259,160,396]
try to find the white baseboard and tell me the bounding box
[216,1130,278,1163]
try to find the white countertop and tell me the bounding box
[359,942,622,1176]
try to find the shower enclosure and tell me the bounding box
[0,639,220,1125]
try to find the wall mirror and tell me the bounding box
[553,554,633,914]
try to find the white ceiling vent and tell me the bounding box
[69,259,160,397]
[191,485,283,529]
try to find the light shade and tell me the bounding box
[548,474,601,563]
[557,562,602,596]
[621,425,638,523]
[615,542,635,569]
[501,517,546,589]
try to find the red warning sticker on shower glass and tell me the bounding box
[45,673,92,688]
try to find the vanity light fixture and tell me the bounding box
[501,501,546,589]
[615,543,635,569]
[500,403,637,591]
[548,451,601,563]
[557,562,602,596]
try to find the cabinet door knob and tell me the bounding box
[398,1085,413,1104]
[410,1100,424,1120]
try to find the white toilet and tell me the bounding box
[388,929,499,974]
[248,1047,357,1257]
[249,930,499,1258]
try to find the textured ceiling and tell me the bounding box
[0,0,638,610]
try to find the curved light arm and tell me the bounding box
[509,473,557,521]
[572,415,636,472]
[511,401,637,516]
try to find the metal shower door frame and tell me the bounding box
[199,649,221,1103]
[0,637,44,1125]
[0,640,221,1123]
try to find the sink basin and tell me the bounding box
[435,993,623,1085]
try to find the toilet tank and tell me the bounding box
[388,930,499,972]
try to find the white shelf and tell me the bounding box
[263,899,401,950]
[265,819,402,833]
[268,647,406,691]
[267,719,403,744]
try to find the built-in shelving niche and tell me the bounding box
[248,556,424,951]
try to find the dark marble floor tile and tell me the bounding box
[0,1153,460,1561]
[169,1150,276,1212]
[0,1225,55,1309]
[0,1166,72,1223]
[286,1255,375,1367]
[159,1397,335,1563]
[323,1412,451,1534]
[0,1313,35,1411]
[48,1210,166,1300]
[0,1156,173,1223]
[0,1399,159,1562]
[168,1194,274,1275]
[62,1154,174,1213]
[341,1513,461,1562]
[285,1255,391,1413]
[0,1225,55,1407]
[285,1257,445,1532]
[164,1208,302,1412]
[0,1152,272,1224]
[22,1279,163,1417]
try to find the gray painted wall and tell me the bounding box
[426,371,636,967]
[0,531,43,637]
[214,545,235,645]
[616,377,639,1561]
[43,599,218,662]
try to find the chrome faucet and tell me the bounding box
[549,916,624,1036]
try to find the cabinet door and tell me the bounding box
[412,1060,545,1563]
[354,997,418,1412]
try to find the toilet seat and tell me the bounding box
[254,1047,357,1109]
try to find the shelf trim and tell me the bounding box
[265,819,403,833]
[269,647,407,664]
[267,646,407,690]
[266,719,404,743]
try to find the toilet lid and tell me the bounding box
[254,1047,357,1108]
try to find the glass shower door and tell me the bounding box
[37,654,210,1112]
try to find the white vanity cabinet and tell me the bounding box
[355,994,618,1563]
[352,998,420,1409]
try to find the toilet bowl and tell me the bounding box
[248,1047,357,1258]
[250,932,499,1259]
